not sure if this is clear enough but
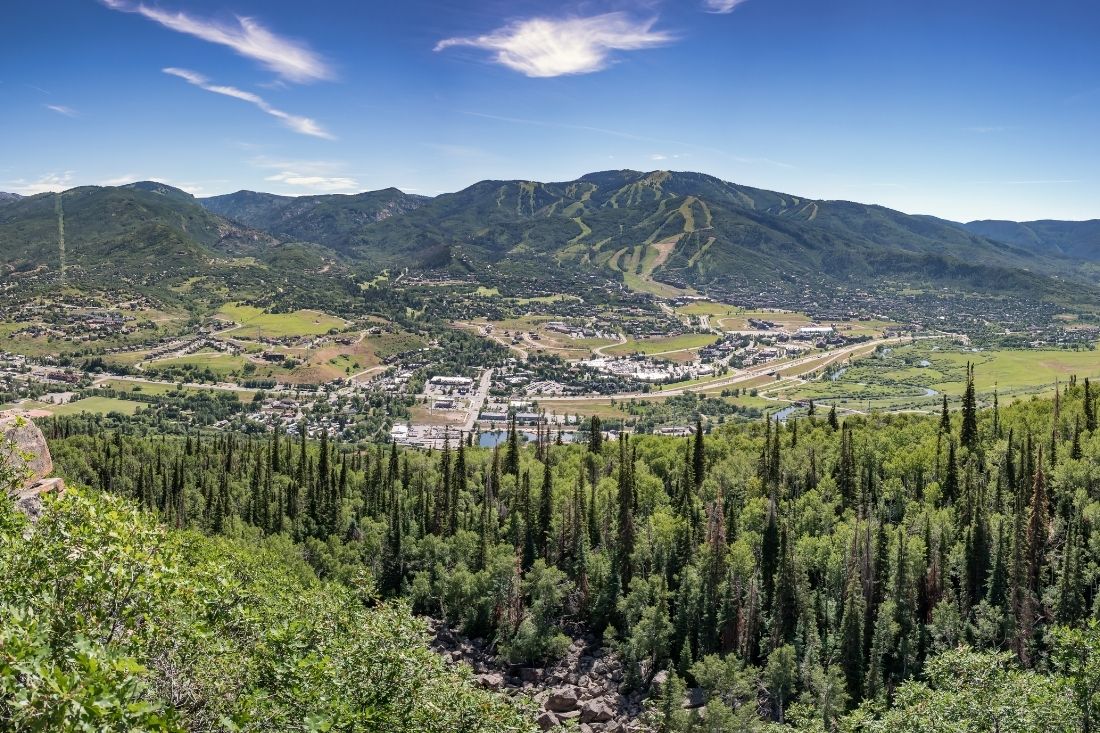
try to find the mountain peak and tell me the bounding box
[122,180,195,201]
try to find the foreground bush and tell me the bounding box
[0,487,535,732]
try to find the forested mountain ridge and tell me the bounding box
[0,183,345,306]
[963,218,1100,261]
[198,169,1094,300]
[31,372,1100,731]
[200,187,429,251]
[3,172,1097,305]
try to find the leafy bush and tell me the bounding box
[0,488,535,732]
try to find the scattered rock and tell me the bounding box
[429,619,647,731]
[475,673,504,690]
[581,700,615,723]
[546,686,580,712]
[683,687,706,709]
[2,415,65,519]
[650,670,669,697]
[1,414,53,484]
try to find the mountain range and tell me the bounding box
[2,170,1097,304]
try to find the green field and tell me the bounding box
[366,332,427,359]
[147,351,249,377]
[778,343,1100,412]
[7,397,142,417]
[95,378,255,402]
[217,303,347,338]
[674,301,741,317]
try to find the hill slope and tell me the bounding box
[201,188,429,250]
[0,482,535,731]
[4,173,1096,306]
[323,169,1081,299]
[0,183,336,301]
[963,218,1100,261]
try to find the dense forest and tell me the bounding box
[20,369,1100,731]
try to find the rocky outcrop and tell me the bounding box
[429,620,651,732]
[2,413,65,518]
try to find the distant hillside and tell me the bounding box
[0,183,333,301]
[0,191,22,204]
[201,188,429,250]
[963,218,1100,261]
[3,173,1096,306]
[316,169,1078,299]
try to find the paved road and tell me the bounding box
[462,368,495,434]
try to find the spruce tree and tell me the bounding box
[538,454,554,560]
[617,434,636,591]
[692,417,705,489]
[961,363,978,450]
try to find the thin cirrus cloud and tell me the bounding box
[99,0,332,84]
[247,156,359,192]
[3,171,75,195]
[435,12,674,77]
[264,171,359,192]
[703,0,751,12]
[163,68,333,140]
[45,104,78,117]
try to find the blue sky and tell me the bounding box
[1,0,1097,221]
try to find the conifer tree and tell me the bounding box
[617,434,636,591]
[961,363,979,450]
[588,415,602,454]
[538,453,554,560]
[451,441,466,534]
[773,525,799,646]
[839,561,865,702]
[692,417,705,489]
[761,496,781,611]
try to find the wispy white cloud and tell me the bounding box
[264,170,359,192]
[247,156,344,174]
[163,68,334,139]
[3,171,74,195]
[100,0,332,83]
[45,104,78,117]
[464,111,793,168]
[435,13,673,77]
[703,0,751,13]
